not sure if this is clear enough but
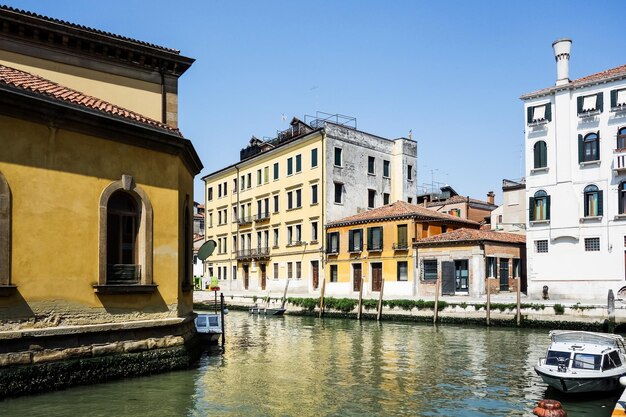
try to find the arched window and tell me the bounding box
[530,190,550,221]
[583,185,603,217]
[533,141,547,169]
[619,182,626,215]
[579,132,599,162]
[0,171,13,294]
[97,175,153,290]
[618,127,626,150]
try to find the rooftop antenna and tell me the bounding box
[281,114,287,122]
[408,129,413,140]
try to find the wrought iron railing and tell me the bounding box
[393,242,409,250]
[107,264,141,284]
[255,212,270,221]
[367,243,383,251]
[236,247,270,259]
[237,215,254,224]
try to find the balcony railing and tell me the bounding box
[236,215,254,225]
[393,242,409,250]
[255,211,270,221]
[236,247,270,259]
[613,149,626,173]
[107,264,141,284]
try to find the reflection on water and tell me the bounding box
[0,312,620,417]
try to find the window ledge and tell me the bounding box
[286,207,302,212]
[310,240,319,245]
[530,167,549,174]
[272,245,279,249]
[530,220,550,226]
[578,110,601,118]
[579,160,601,167]
[382,176,391,180]
[333,165,343,169]
[368,173,376,177]
[611,106,626,113]
[310,202,319,207]
[348,249,362,254]
[528,119,549,127]
[615,214,626,221]
[580,216,602,223]
[93,284,158,294]
[0,285,17,297]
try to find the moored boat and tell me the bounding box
[249,305,286,316]
[534,330,626,393]
[195,313,222,344]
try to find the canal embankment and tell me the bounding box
[195,290,626,331]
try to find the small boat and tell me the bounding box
[249,304,286,316]
[534,330,626,393]
[195,313,222,344]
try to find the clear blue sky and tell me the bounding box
[6,1,626,204]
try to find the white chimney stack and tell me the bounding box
[552,38,572,86]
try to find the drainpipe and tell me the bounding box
[160,66,167,124]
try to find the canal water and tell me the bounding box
[0,312,620,417]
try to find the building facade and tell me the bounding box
[203,116,417,294]
[418,185,498,223]
[522,39,626,299]
[491,179,526,234]
[324,201,479,298]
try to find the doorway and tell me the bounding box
[311,260,319,290]
[454,260,469,293]
[260,263,266,290]
[243,264,249,290]
[353,263,362,292]
[371,263,382,292]
[499,258,509,291]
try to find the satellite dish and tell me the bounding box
[197,239,217,261]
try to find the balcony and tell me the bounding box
[255,211,270,222]
[236,247,270,260]
[236,215,254,225]
[106,264,141,284]
[613,149,626,174]
[393,242,409,251]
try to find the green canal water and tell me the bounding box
[0,312,620,417]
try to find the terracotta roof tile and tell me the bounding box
[327,200,480,227]
[415,228,526,245]
[427,195,496,208]
[522,63,626,99]
[0,64,181,135]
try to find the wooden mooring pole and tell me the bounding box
[516,278,521,327]
[609,289,616,333]
[433,277,440,324]
[486,278,491,326]
[220,292,226,348]
[319,276,326,319]
[376,279,385,321]
[357,276,364,320]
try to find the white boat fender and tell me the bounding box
[223,308,229,315]
[620,376,626,387]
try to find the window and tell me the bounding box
[407,165,413,180]
[287,157,293,175]
[578,93,603,115]
[583,185,603,217]
[585,237,600,252]
[533,141,547,169]
[383,160,390,178]
[295,189,302,208]
[257,200,262,219]
[535,240,548,253]
[450,208,461,217]
[579,132,599,162]
[330,265,338,282]
[218,211,222,225]
[223,182,227,196]
[618,127,626,150]
[232,207,237,222]
[295,154,302,173]
[296,262,302,279]
[218,184,222,198]
[233,236,237,252]
[368,189,376,209]
[367,227,383,251]
[368,156,375,175]
[273,162,279,180]
[264,166,269,183]
[273,194,279,213]
[287,226,293,245]
[257,169,262,186]
[273,228,279,247]
[396,224,408,249]
[397,261,408,281]
[573,353,601,370]
[423,260,437,281]
[295,224,302,242]
[530,190,550,221]
[486,257,497,278]
[612,88,626,110]
[208,187,213,201]
[529,103,551,124]
[287,191,293,210]
[327,231,339,253]
[233,265,237,280]
[383,193,390,205]
[620,182,626,215]
[311,148,318,168]
[334,182,343,204]
[273,263,279,280]
[208,212,213,227]
[408,197,413,204]
[247,173,252,189]
[311,184,318,205]
[604,351,622,371]
[287,262,293,279]
[311,222,318,242]
[348,229,363,252]
[334,147,342,166]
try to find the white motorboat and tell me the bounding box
[195,313,222,344]
[534,330,626,393]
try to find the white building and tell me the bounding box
[491,179,526,234]
[522,39,626,300]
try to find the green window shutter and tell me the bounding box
[577,96,583,114]
[534,142,540,168]
[367,228,372,249]
[529,197,535,221]
[597,131,601,157]
[620,184,625,214]
[598,190,604,216]
[611,90,617,108]
[541,142,547,167]
[348,230,354,251]
[296,154,302,172]
[597,92,604,113]
[527,106,533,123]
[545,103,552,121]
[578,134,584,163]
[546,195,551,220]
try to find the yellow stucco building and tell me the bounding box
[0,7,202,396]
[324,201,479,298]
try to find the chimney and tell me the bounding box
[552,38,572,86]
[487,191,495,205]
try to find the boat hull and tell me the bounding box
[250,307,286,316]
[535,366,623,393]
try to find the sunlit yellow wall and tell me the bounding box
[0,50,163,122]
[0,114,192,325]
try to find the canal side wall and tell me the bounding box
[0,317,200,398]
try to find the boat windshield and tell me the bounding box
[572,353,601,370]
[208,316,219,327]
[546,350,571,366]
[197,316,207,327]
